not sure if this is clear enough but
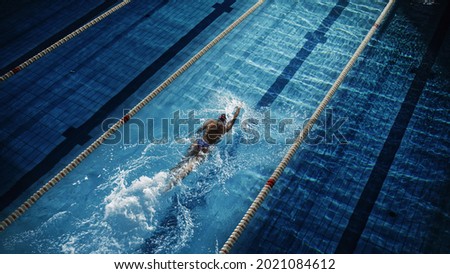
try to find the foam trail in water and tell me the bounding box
[104,171,170,232]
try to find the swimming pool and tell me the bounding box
[0,0,449,254]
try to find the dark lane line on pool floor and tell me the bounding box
[256,0,349,108]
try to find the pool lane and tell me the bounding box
[335,0,450,254]
[0,0,240,212]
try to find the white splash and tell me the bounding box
[104,171,170,232]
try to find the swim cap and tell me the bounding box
[219,114,226,122]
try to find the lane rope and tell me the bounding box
[219,0,396,254]
[0,0,131,82]
[0,0,265,232]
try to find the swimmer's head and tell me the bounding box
[219,114,226,122]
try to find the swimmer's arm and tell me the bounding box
[226,107,241,132]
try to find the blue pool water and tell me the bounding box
[0,0,449,253]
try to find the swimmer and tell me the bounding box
[165,107,241,190]
[186,106,241,157]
